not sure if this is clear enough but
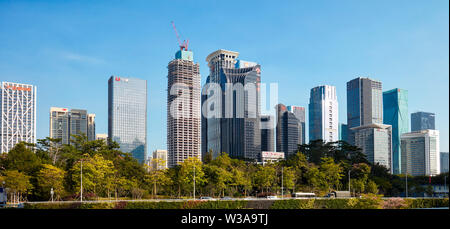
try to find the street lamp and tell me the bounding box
[281,167,284,199]
[50,187,54,202]
[80,159,83,202]
[193,162,196,200]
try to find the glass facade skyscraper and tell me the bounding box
[339,123,348,142]
[287,106,306,145]
[108,76,147,163]
[276,103,302,157]
[383,88,409,174]
[308,85,338,143]
[347,77,383,143]
[411,112,435,131]
[203,49,261,161]
[261,115,275,152]
[50,107,95,145]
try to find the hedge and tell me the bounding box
[23,198,448,209]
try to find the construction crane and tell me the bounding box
[171,21,189,51]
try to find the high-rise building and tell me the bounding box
[261,115,275,152]
[96,133,108,141]
[339,123,348,142]
[0,82,36,153]
[401,130,440,176]
[50,107,96,144]
[108,76,147,163]
[276,103,302,157]
[150,149,168,170]
[351,123,392,170]
[411,112,435,131]
[383,88,409,175]
[167,49,201,168]
[203,49,261,161]
[440,152,449,174]
[87,114,96,141]
[49,107,70,144]
[201,75,210,158]
[287,106,306,145]
[309,85,338,143]
[347,77,383,144]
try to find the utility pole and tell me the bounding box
[193,162,196,200]
[80,159,83,202]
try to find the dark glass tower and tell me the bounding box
[203,49,261,161]
[276,103,302,157]
[261,115,274,152]
[108,76,147,163]
[411,112,435,131]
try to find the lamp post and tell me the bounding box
[348,170,351,193]
[405,171,408,198]
[193,162,196,200]
[50,187,54,202]
[281,167,284,199]
[80,159,83,202]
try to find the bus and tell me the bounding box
[292,192,316,198]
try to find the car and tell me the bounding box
[220,196,232,200]
[266,196,278,199]
[199,196,215,200]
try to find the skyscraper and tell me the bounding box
[401,130,440,176]
[309,85,338,143]
[411,112,435,131]
[287,106,306,145]
[261,115,275,152]
[108,76,147,163]
[339,123,348,142]
[203,49,261,161]
[49,107,95,144]
[351,123,392,170]
[87,114,96,141]
[167,49,201,168]
[347,77,383,141]
[440,152,449,174]
[276,103,302,157]
[0,82,36,153]
[383,88,409,174]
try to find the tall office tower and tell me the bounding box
[201,75,210,159]
[108,76,147,163]
[0,82,37,153]
[261,115,275,152]
[440,152,449,174]
[276,103,302,157]
[87,114,96,141]
[339,123,348,142]
[383,88,409,175]
[167,49,201,168]
[411,112,435,131]
[50,107,70,144]
[401,130,440,176]
[309,85,338,143]
[351,123,392,170]
[69,109,88,140]
[204,49,261,161]
[347,77,383,143]
[287,106,306,144]
[50,107,96,144]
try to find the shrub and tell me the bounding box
[270,199,315,209]
[383,198,407,209]
[354,194,383,209]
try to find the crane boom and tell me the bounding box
[171,21,188,51]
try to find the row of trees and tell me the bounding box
[0,137,447,201]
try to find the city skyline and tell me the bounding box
[1,0,448,155]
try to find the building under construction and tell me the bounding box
[167,25,201,167]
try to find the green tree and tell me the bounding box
[145,169,172,198]
[0,170,33,202]
[2,142,41,175]
[253,164,277,193]
[366,180,379,194]
[178,157,206,197]
[36,164,66,200]
[319,157,343,191]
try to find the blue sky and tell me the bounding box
[1,0,448,154]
